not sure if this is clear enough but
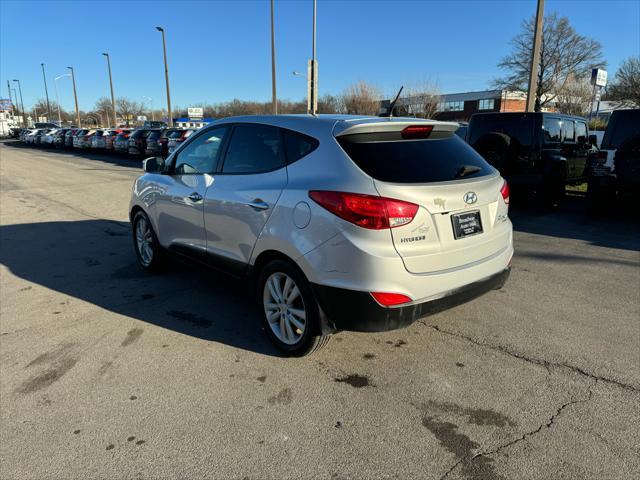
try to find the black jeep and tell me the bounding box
[586,109,640,215]
[468,112,595,206]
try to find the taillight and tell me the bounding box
[500,180,510,205]
[371,292,412,307]
[596,151,607,164]
[309,191,418,230]
[401,125,433,139]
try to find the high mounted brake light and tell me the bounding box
[401,125,434,139]
[309,191,418,230]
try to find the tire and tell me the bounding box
[257,259,329,356]
[131,210,165,272]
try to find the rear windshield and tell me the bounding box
[468,114,534,147]
[601,110,640,150]
[337,134,495,183]
[130,130,148,139]
[147,130,162,139]
[167,130,185,139]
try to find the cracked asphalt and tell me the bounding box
[1,140,639,480]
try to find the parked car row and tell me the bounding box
[17,126,197,158]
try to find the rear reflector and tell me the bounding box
[401,125,434,139]
[309,191,418,230]
[500,180,510,205]
[371,292,412,307]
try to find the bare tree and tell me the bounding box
[554,74,593,116]
[94,97,114,125]
[403,82,441,118]
[317,94,343,114]
[495,12,605,111]
[116,98,143,126]
[341,81,382,115]
[605,56,640,105]
[32,98,69,122]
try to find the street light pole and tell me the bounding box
[308,0,318,115]
[54,74,71,126]
[526,0,544,112]
[40,63,52,120]
[156,26,173,127]
[102,53,117,127]
[270,0,277,114]
[67,67,81,127]
[12,79,26,127]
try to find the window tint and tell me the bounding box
[284,130,319,163]
[338,134,494,183]
[222,125,284,174]
[576,122,588,143]
[543,117,562,143]
[468,114,534,147]
[173,127,228,175]
[563,120,575,142]
[601,110,640,149]
[130,130,147,139]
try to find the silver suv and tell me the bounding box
[130,115,513,355]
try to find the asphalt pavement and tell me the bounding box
[1,140,638,480]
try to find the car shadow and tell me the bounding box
[509,194,640,252]
[0,218,283,357]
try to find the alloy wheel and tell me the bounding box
[135,216,154,266]
[263,272,306,345]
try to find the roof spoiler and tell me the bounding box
[335,121,459,142]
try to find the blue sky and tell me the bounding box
[1,0,638,111]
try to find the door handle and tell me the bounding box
[245,199,269,211]
[188,192,203,202]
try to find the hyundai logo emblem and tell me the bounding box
[463,192,477,204]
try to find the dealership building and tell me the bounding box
[382,89,533,121]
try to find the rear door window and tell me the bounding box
[543,117,562,144]
[337,134,494,183]
[563,120,575,143]
[221,124,285,174]
[576,122,588,143]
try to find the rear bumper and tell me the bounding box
[312,268,510,332]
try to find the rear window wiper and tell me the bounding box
[455,165,482,178]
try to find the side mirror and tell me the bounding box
[588,134,598,146]
[143,156,165,173]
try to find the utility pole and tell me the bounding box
[270,0,277,114]
[156,26,173,127]
[12,80,26,127]
[526,0,544,112]
[67,67,81,127]
[7,80,14,116]
[102,53,117,127]
[308,0,318,115]
[40,63,52,120]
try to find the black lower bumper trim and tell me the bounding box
[312,268,510,333]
